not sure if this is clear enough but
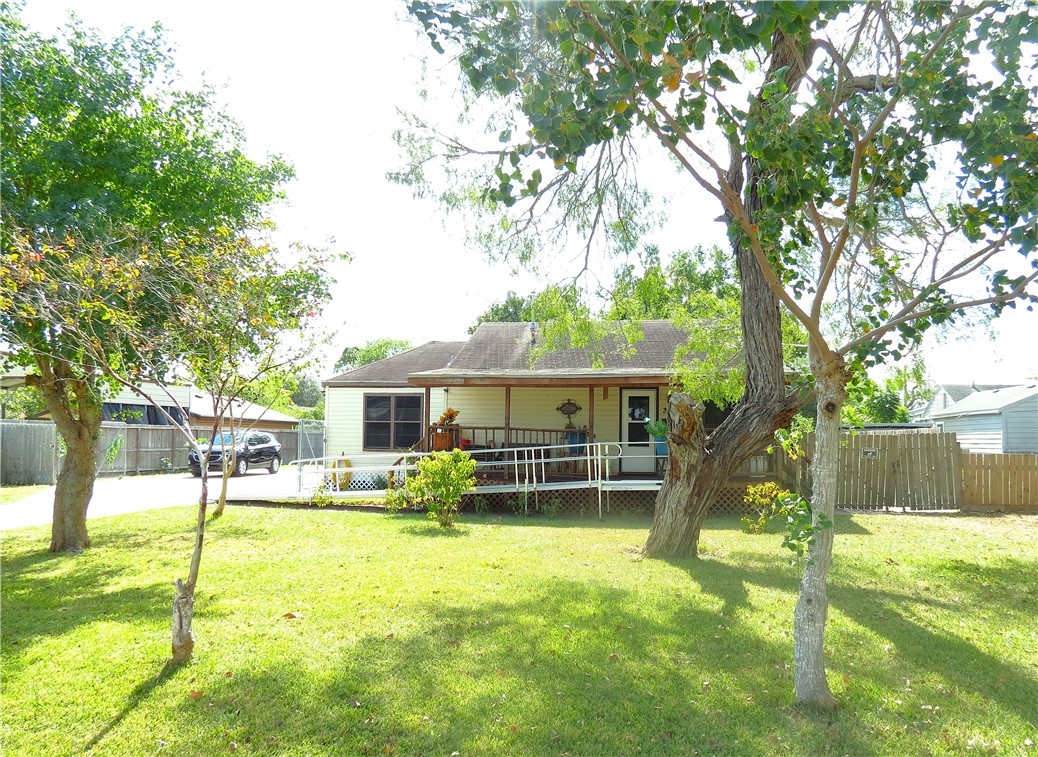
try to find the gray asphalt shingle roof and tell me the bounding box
[930,383,1037,417]
[322,321,693,387]
[322,341,466,387]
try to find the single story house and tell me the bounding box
[912,383,1016,421]
[930,384,1038,453]
[323,321,742,481]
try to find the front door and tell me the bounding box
[620,389,656,474]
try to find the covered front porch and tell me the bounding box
[409,373,679,478]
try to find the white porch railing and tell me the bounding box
[292,442,626,518]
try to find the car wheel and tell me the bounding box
[233,457,248,477]
[269,456,281,474]
[190,467,201,478]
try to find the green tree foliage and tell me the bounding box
[0,9,292,551]
[15,227,332,662]
[334,338,413,373]
[0,386,46,420]
[291,375,323,408]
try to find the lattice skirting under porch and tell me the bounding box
[458,483,759,518]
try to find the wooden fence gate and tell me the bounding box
[800,431,962,510]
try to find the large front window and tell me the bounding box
[363,394,423,450]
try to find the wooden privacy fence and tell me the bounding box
[962,453,1038,512]
[798,431,963,510]
[1,419,324,485]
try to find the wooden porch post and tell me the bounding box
[424,386,431,450]
[588,386,595,440]
[504,386,511,447]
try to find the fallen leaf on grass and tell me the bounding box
[224,671,233,678]
[189,690,204,701]
[282,612,304,619]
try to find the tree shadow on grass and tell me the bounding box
[83,660,181,752]
[155,582,843,756]
[672,555,1038,730]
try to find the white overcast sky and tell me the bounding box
[18,0,1037,384]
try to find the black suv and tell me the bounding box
[188,431,283,477]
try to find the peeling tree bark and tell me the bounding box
[792,350,848,710]
[644,29,815,559]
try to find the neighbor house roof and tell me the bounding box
[409,321,693,387]
[930,383,1037,418]
[189,392,300,426]
[940,383,1016,403]
[322,341,467,388]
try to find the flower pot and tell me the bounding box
[654,436,668,458]
[566,430,588,453]
[432,429,457,451]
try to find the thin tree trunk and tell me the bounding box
[792,351,847,710]
[172,470,210,664]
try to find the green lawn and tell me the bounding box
[2,507,1035,756]
[0,485,48,506]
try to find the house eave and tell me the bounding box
[407,370,671,388]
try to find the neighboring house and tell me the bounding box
[324,321,734,476]
[1,361,190,425]
[913,383,1016,421]
[929,384,1038,453]
[188,392,301,433]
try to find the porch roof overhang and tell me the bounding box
[407,368,671,388]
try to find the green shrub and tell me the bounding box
[509,492,529,517]
[310,490,334,508]
[472,495,491,517]
[539,496,561,518]
[740,482,791,534]
[404,449,477,528]
[383,486,411,515]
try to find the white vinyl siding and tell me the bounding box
[325,384,666,457]
[940,414,1004,453]
[1003,397,1038,452]
[325,387,428,459]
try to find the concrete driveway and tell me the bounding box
[1,467,306,531]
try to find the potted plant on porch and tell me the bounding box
[644,418,668,458]
[432,407,460,451]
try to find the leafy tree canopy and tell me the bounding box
[334,339,413,373]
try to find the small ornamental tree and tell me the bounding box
[0,9,292,552]
[405,449,477,528]
[6,227,332,664]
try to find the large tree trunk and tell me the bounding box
[645,395,727,556]
[50,426,99,552]
[644,29,815,559]
[792,350,847,710]
[27,357,103,553]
